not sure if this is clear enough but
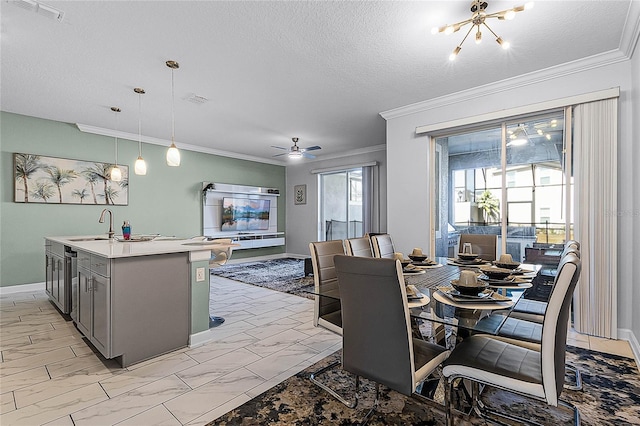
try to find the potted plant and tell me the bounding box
[477,190,500,224]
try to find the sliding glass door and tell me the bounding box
[433,110,572,261]
[319,168,364,241]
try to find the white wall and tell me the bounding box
[384,58,636,343]
[285,149,387,255]
[631,38,640,356]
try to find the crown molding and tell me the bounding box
[297,144,387,164]
[75,123,285,166]
[380,49,628,121]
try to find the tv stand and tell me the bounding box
[208,232,285,250]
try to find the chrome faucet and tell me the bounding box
[99,208,114,240]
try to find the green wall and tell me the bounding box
[0,112,286,287]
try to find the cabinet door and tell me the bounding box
[91,272,110,357]
[76,266,92,337]
[56,256,65,307]
[45,253,53,297]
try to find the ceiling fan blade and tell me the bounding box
[272,152,288,157]
[270,145,289,150]
[302,145,321,151]
[302,152,316,159]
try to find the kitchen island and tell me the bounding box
[45,236,234,367]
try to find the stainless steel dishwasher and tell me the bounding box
[64,247,78,320]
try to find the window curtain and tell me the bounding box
[573,98,618,339]
[362,165,375,235]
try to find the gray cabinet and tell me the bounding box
[75,250,111,357]
[45,241,67,313]
[73,250,189,367]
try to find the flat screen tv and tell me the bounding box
[221,197,271,231]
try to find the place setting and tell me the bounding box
[396,248,441,275]
[405,284,430,308]
[447,243,489,267]
[433,270,515,309]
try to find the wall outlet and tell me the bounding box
[196,267,206,282]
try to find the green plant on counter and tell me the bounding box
[477,190,500,223]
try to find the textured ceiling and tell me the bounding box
[1,1,636,164]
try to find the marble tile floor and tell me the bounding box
[0,275,341,426]
[0,276,636,425]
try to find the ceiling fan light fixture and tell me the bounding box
[288,150,303,159]
[496,37,510,49]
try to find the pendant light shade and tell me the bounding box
[110,106,122,182]
[166,60,181,167]
[133,87,147,175]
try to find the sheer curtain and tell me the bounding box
[573,98,618,339]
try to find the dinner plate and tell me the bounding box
[437,286,511,303]
[478,275,516,284]
[447,258,488,267]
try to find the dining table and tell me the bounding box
[310,256,541,347]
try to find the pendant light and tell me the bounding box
[166,60,181,167]
[110,106,122,182]
[133,87,147,175]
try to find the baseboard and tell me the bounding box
[618,328,640,369]
[0,282,46,295]
[189,329,214,348]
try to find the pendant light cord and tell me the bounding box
[171,68,175,142]
[138,92,143,155]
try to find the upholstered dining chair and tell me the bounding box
[458,234,497,261]
[442,252,581,426]
[370,234,395,258]
[332,255,450,421]
[344,237,374,257]
[308,240,345,335]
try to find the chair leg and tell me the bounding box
[360,382,380,426]
[559,399,581,425]
[445,378,454,426]
[309,359,358,408]
[565,363,583,391]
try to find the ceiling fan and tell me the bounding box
[271,137,321,159]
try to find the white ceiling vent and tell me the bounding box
[185,94,209,105]
[7,0,65,22]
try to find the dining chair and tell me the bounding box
[344,236,373,257]
[441,252,581,426]
[308,240,345,335]
[331,255,450,421]
[370,234,395,258]
[458,234,497,261]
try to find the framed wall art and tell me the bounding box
[294,184,306,205]
[13,153,129,205]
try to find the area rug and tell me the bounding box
[208,346,640,425]
[211,258,315,299]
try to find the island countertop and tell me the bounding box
[45,235,237,259]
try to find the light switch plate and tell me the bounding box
[196,267,206,282]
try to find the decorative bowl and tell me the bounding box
[480,266,513,280]
[458,253,479,260]
[450,279,488,295]
[408,254,428,262]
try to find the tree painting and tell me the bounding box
[13,153,128,205]
[14,154,45,202]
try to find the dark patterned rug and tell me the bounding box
[208,346,640,425]
[211,258,315,299]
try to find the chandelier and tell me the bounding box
[432,1,534,61]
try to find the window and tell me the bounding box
[433,111,573,258]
